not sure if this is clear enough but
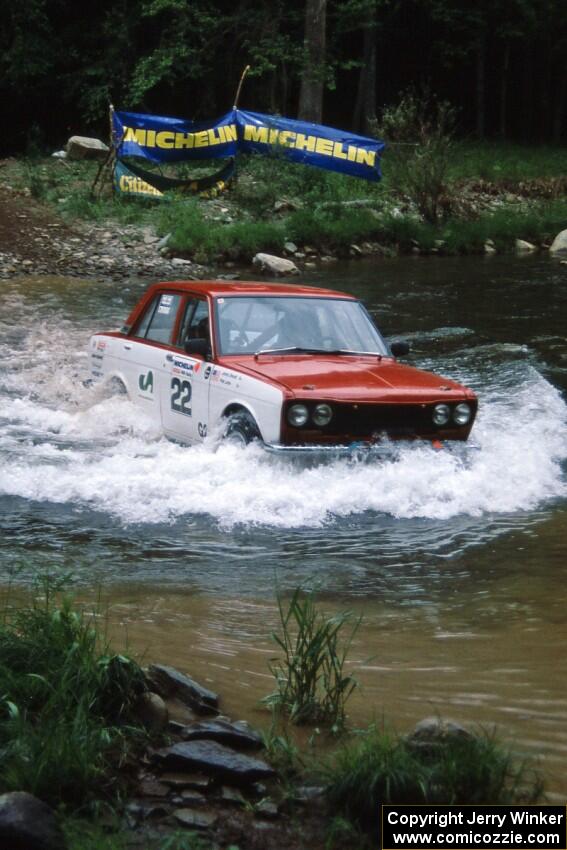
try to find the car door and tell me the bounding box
[113,291,184,427]
[160,296,211,444]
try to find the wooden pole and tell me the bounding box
[91,104,118,197]
[233,65,251,110]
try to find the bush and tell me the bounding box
[377,90,456,223]
[0,577,147,807]
[324,724,543,843]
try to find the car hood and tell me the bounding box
[225,355,474,402]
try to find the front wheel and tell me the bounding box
[223,412,261,447]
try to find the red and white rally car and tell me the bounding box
[89,280,477,453]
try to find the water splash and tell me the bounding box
[1,346,565,528]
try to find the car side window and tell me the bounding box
[143,293,182,344]
[134,295,159,339]
[178,299,210,346]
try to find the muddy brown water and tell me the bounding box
[0,255,566,797]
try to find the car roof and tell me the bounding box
[144,280,355,299]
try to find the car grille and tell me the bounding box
[284,400,477,444]
[329,402,437,438]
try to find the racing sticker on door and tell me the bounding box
[138,370,154,396]
[170,377,192,416]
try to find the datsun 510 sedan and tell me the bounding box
[89,280,477,453]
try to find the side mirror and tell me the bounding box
[390,340,410,357]
[184,338,209,358]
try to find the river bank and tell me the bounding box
[0,583,545,850]
[1,143,566,280]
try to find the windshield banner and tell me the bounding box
[113,108,384,181]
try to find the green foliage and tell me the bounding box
[261,722,304,780]
[158,831,217,850]
[160,197,283,259]
[439,200,567,252]
[286,207,380,250]
[446,142,567,183]
[323,724,543,840]
[64,818,127,850]
[6,148,566,260]
[2,0,567,156]
[64,821,224,850]
[262,586,360,728]
[362,199,567,254]
[0,576,147,807]
[377,90,457,223]
[129,1,225,102]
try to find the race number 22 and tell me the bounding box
[171,377,192,416]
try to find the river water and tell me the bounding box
[1,256,566,796]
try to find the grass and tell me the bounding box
[445,141,567,183]
[262,586,360,729]
[64,820,221,850]
[0,575,148,808]
[373,199,567,254]
[158,197,284,260]
[323,724,544,844]
[3,141,566,260]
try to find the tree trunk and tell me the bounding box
[523,44,534,142]
[364,27,377,133]
[298,0,327,123]
[552,65,567,143]
[475,38,485,139]
[353,19,377,134]
[499,42,510,139]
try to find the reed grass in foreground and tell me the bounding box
[262,586,360,729]
[0,577,147,807]
[323,724,544,845]
[64,820,218,850]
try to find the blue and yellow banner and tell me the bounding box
[113,108,384,182]
[236,109,384,181]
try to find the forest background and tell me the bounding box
[2,0,566,156]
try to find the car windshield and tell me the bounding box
[215,296,389,356]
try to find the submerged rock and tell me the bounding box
[156,740,275,783]
[406,717,474,753]
[0,792,66,850]
[147,664,218,715]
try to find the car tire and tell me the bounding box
[107,376,128,396]
[223,411,261,447]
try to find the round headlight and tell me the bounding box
[454,403,471,425]
[432,403,451,426]
[313,403,333,427]
[287,403,309,427]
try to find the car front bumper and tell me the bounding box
[263,439,480,458]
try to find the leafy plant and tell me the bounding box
[262,722,304,780]
[376,89,456,223]
[323,723,544,841]
[0,575,148,807]
[262,586,360,728]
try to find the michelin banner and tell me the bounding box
[113,108,384,182]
